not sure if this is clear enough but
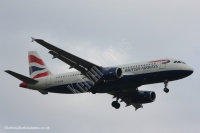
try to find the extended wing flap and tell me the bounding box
[5,70,38,84]
[131,103,143,111]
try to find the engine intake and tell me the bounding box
[131,91,156,104]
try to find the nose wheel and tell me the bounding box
[164,80,169,93]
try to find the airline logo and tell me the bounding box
[149,59,170,64]
[28,51,51,79]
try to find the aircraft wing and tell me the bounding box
[108,89,143,110]
[32,38,101,73]
[48,50,86,73]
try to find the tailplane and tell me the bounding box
[5,70,38,88]
[5,70,38,84]
[28,51,52,79]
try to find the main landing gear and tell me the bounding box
[164,80,169,93]
[112,98,120,109]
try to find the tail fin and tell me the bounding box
[28,51,52,79]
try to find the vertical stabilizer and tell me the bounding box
[28,51,52,79]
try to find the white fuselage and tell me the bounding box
[27,58,193,94]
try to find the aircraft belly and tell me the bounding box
[43,70,191,94]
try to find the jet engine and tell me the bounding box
[100,67,122,81]
[131,91,156,104]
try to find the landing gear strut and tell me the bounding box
[163,80,169,93]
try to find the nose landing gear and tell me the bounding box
[164,80,169,93]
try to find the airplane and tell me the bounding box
[5,38,194,110]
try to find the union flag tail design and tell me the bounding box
[28,51,52,79]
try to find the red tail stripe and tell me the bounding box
[29,55,45,66]
[33,71,49,79]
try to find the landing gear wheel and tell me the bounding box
[115,103,120,109]
[91,91,96,94]
[91,88,97,94]
[164,88,169,93]
[111,101,120,109]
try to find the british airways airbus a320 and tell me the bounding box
[5,38,193,110]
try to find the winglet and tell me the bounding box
[31,37,36,42]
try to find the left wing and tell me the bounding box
[31,38,102,73]
[109,89,143,110]
[48,50,86,73]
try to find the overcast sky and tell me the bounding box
[1,0,200,133]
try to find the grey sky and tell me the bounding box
[1,0,200,132]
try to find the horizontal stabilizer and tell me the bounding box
[5,70,38,84]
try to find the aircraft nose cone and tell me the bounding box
[188,67,194,76]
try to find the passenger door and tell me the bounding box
[160,59,166,69]
[46,76,51,86]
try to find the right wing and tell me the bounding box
[109,89,143,110]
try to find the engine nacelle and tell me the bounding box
[131,91,156,104]
[100,67,122,81]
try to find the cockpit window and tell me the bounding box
[173,61,186,64]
